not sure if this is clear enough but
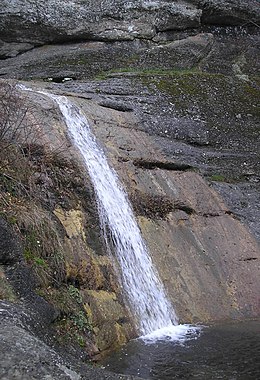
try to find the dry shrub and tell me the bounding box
[0,80,47,204]
[0,81,68,287]
[0,81,45,163]
[0,80,69,205]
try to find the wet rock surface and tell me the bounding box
[76,90,260,321]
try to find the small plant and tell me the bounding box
[75,334,85,347]
[71,311,92,332]
[23,248,34,261]
[209,174,226,182]
[0,81,44,163]
[23,248,48,268]
[68,285,83,304]
[95,67,199,80]
[7,215,17,225]
[33,257,48,267]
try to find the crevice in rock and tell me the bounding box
[224,210,233,215]
[201,210,242,219]
[46,90,93,100]
[117,156,130,163]
[44,77,77,83]
[239,257,258,262]
[98,100,133,112]
[224,210,240,220]
[174,201,195,215]
[202,212,221,217]
[133,159,194,171]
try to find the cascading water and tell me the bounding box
[20,85,199,341]
[48,93,177,335]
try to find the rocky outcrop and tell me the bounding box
[1,28,259,80]
[0,0,259,79]
[0,0,199,46]
[0,0,259,53]
[200,0,260,26]
[0,35,213,79]
[0,303,138,380]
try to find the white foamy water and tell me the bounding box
[19,85,200,342]
[141,324,201,344]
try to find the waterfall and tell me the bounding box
[48,93,178,335]
[20,85,199,342]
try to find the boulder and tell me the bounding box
[0,0,201,44]
[144,33,214,69]
[199,0,260,26]
[1,0,259,48]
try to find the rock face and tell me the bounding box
[2,78,257,325]
[1,29,259,80]
[0,303,137,380]
[0,35,215,79]
[0,0,259,51]
[72,90,260,322]
[0,0,260,378]
[200,0,260,26]
[0,0,199,45]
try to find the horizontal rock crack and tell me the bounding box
[133,159,194,171]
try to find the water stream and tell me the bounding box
[20,85,199,341]
[46,93,177,337]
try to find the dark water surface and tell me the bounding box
[102,321,260,380]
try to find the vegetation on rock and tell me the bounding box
[0,81,133,360]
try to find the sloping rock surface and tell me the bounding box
[0,303,139,380]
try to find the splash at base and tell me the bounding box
[141,324,202,344]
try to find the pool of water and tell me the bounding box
[102,320,260,380]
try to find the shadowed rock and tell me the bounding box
[0,218,22,265]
